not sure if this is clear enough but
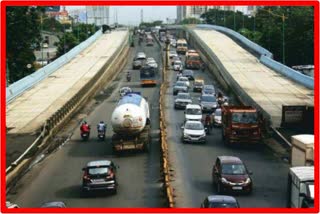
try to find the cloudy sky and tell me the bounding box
[67,6,176,25]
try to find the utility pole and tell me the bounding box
[140,9,143,24]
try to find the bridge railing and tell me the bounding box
[6,30,103,104]
[195,24,314,90]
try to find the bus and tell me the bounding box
[176,39,188,54]
[140,66,157,86]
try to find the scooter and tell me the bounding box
[98,130,106,141]
[204,122,211,135]
[81,131,90,141]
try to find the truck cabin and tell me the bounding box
[230,111,258,124]
[288,166,314,208]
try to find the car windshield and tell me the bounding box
[188,56,200,61]
[88,167,109,175]
[183,71,193,75]
[176,82,186,87]
[179,78,188,82]
[232,112,258,124]
[177,94,190,100]
[201,96,216,102]
[194,81,203,86]
[174,62,182,66]
[186,108,202,115]
[221,164,247,175]
[215,109,222,116]
[209,202,238,208]
[204,85,214,89]
[185,122,203,130]
[203,89,215,94]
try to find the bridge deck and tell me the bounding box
[194,29,314,127]
[6,30,128,134]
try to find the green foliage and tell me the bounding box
[201,7,314,66]
[42,17,63,32]
[54,32,78,57]
[180,18,201,24]
[139,20,163,28]
[6,6,42,83]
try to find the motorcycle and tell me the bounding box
[81,131,90,141]
[98,130,106,141]
[127,74,131,82]
[204,122,211,135]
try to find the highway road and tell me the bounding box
[7,38,164,208]
[165,48,290,208]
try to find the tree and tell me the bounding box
[180,18,201,24]
[54,32,78,57]
[6,6,43,83]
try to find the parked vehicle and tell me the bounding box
[199,94,218,113]
[111,93,151,153]
[174,92,192,109]
[177,76,190,88]
[202,85,216,96]
[193,79,204,92]
[212,156,253,194]
[291,135,314,167]
[287,166,314,208]
[176,39,188,54]
[200,195,240,208]
[181,120,206,144]
[182,69,195,80]
[185,104,202,121]
[221,106,262,145]
[82,160,118,194]
[173,60,183,72]
[173,81,188,95]
[41,201,67,208]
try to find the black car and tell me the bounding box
[40,201,66,208]
[82,160,118,195]
[201,195,240,208]
[182,69,195,80]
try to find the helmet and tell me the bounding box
[100,121,104,124]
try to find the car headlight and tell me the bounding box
[221,177,229,184]
[244,177,251,184]
[232,131,237,135]
[183,133,189,138]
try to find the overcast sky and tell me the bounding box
[67,6,176,25]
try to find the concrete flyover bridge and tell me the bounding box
[186,25,314,127]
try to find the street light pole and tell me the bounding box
[41,14,43,65]
[282,14,285,64]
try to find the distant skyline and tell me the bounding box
[67,6,248,25]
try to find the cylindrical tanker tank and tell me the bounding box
[111,93,150,135]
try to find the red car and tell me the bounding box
[212,156,253,194]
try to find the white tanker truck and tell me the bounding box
[111,93,151,154]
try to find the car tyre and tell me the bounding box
[217,182,223,194]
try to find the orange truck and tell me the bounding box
[221,105,262,145]
[185,50,201,69]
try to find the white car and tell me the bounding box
[185,104,202,121]
[178,76,190,88]
[213,108,222,126]
[136,52,146,59]
[169,51,178,58]
[173,60,183,71]
[146,57,155,63]
[147,60,158,68]
[181,120,206,143]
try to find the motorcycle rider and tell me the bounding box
[176,71,183,81]
[97,121,107,135]
[217,91,224,107]
[127,71,131,82]
[80,121,90,138]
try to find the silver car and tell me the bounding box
[174,92,192,109]
[181,120,206,144]
[199,94,218,112]
[173,81,188,95]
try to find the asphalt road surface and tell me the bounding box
[7,39,164,208]
[165,48,290,208]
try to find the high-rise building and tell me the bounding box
[86,6,109,26]
[177,6,235,22]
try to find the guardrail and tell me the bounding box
[6,30,130,191]
[195,24,314,90]
[260,55,314,89]
[6,30,103,104]
[155,33,175,208]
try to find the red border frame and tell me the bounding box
[1,1,319,213]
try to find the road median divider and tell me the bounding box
[6,30,130,192]
[159,39,175,208]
